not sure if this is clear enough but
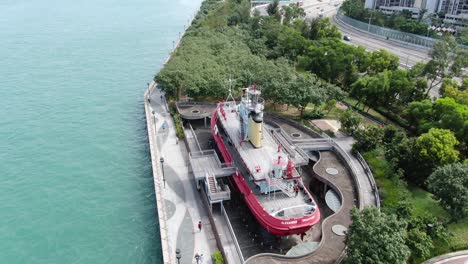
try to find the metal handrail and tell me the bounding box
[221,203,245,263]
[188,122,202,151]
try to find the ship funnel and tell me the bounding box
[239,84,264,148]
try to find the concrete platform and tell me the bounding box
[145,85,217,264]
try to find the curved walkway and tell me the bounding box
[422,250,468,264]
[245,116,377,263]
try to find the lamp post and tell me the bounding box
[175,248,181,264]
[152,110,156,130]
[160,157,166,188]
[147,83,150,102]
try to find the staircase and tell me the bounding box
[266,177,294,198]
[204,171,231,202]
[207,175,217,194]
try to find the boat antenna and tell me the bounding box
[226,76,236,107]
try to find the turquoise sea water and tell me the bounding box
[0,0,200,263]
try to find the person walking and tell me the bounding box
[294,185,299,197]
[198,220,202,232]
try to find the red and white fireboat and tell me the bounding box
[211,85,320,236]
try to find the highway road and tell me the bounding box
[253,0,439,97]
[299,0,431,68]
[254,0,431,68]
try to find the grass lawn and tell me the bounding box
[408,185,449,219]
[404,183,468,257]
[448,218,468,250]
[343,97,389,122]
[363,149,468,259]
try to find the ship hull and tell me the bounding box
[211,104,320,236]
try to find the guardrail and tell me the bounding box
[337,13,434,48]
[271,129,297,158]
[336,13,468,50]
[356,152,381,208]
[221,203,245,264]
[188,122,202,151]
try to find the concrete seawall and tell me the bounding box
[144,82,171,263]
[143,6,199,263]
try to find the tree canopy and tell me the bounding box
[427,163,468,220]
[346,207,410,264]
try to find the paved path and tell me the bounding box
[422,250,468,264]
[334,137,377,208]
[146,84,217,264]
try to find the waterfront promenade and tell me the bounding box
[145,83,217,264]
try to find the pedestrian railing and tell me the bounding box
[221,203,245,264]
[356,152,381,208]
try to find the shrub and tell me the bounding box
[211,250,224,264]
[303,110,324,120]
[172,113,185,139]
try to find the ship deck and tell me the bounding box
[218,106,294,182]
[217,106,316,219]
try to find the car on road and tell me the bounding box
[343,35,351,41]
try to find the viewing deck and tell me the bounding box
[189,149,236,180]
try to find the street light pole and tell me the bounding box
[147,83,150,102]
[160,157,166,188]
[176,248,181,264]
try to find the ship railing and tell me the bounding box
[221,203,245,264]
[270,129,297,159]
[271,204,316,219]
[266,176,295,198]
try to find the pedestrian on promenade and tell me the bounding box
[198,220,202,232]
[194,253,200,264]
[176,138,179,145]
[200,253,204,263]
[294,185,299,197]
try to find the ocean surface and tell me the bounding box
[0,0,201,263]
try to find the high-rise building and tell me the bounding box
[364,0,467,26]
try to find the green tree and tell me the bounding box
[308,17,341,40]
[459,27,468,45]
[299,39,368,87]
[367,49,399,75]
[339,109,363,135]
[406,99,435,133]
[414,128,459,184]
[353,125,384,153]
[425,36,468,95]
[427,163,468,220]
[350,71,391,111]
[287,73,344,116]
[443,83,468,105]
[341,0,366,20]
[346,207,410,264]
[267,0,280,17]
[282,4,305,25]
[433,97,468,144]
[406,228,434,260]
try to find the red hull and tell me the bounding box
[211,104,320,236]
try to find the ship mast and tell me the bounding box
[226,77,236,108]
